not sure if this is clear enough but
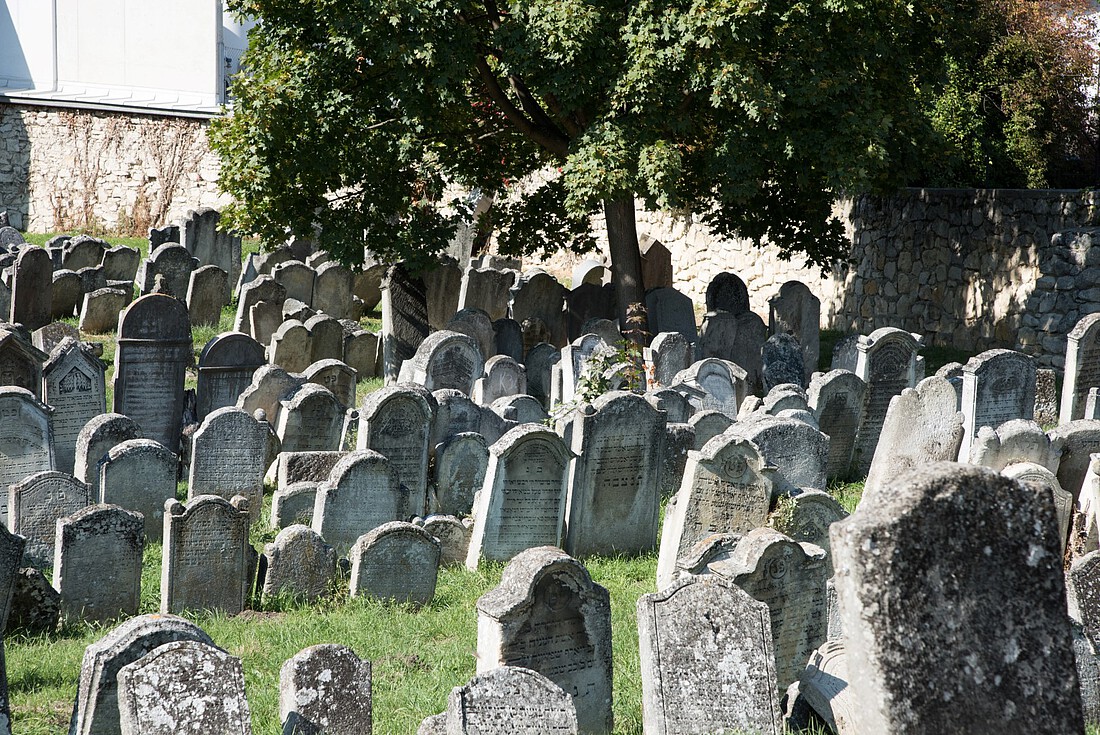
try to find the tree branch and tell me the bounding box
[475,57,570,157]
[506,73,572,144]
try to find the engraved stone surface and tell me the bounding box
[959,349,1036,459]
[74,413,140,500]
[11,246,52,330]
[311,451,404,557]
[381,264,429,382]
[99,439,176,543]
[808,370,866,481]
[9,471,91,569]
[1062,314,1100,424]
[727,414,829,490]
[357,385,434,516]
[433,432,489,517]
[511,271,567,348]
[276,383,345,453]
[851,328,921,474]
[645,332,693,388]
[54,504,143,625]
[422,515,473,567]
[196,332,266,422]
[279,644,372,735]
[769,281,821,386]
[260,524,336,603]
[188,407,269,518]
[349,521,441,606]
[0,387,54,519]
[0,328,46,398]
[444,666,578,735]
[43,339,106,475]
[399,330,484,395]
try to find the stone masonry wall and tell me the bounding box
[0,103,228,234]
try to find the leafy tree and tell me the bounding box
[211,0,932,325]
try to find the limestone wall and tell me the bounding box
[0,103,228,234]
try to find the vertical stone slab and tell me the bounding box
[280,644,372,735]
[137,244,198,300]
[768,280,821,385]
[180,208,242,290]
[116,640,251,735]
[525,342,559,408]
[305,314,344,364]
[958,349,1036,459]
[808,369,865,481]
[645,332,692,388]
[422,515,472,566]
[831,462,1084,734]
[54,504,144,625]
[99,438,175,543]
[78,288,130,335]
[1062,313,1100,424]
[10,246,52,330]
[313,261,355,320]
[727,414,829,490]
[234,275,287,337]
[348,521,441,606]
[9,470,90,568]
[852,327,921,474]
[311,450,404,556]
[0,387,54,519]
[74,413,140,500]
[0,524,25,632]
[644,287,698,344]
[357,385,434,516]
[302,359,357,411]
[1003,461,1073,555]
[185,264,229,327]
[476,547,613,735]
[0,327,47,398]
[161,495,253,616]
[43,338,106,475]
[398,330,484,395]
[444,667,579,734]
[564,283,615,342]
[273,260,316,306]
[637,577,781,735]
[271,482,319,530]
[196,332,267,422]
[187,407,269,517]
[473,355,526,405]
[772,488,848,577]
[761,333,805,391]
[670,358,748,417]
[510,271,567,348]
[433,432,489,517]
[459,267,515,321]
[447,308,495,366]
[69,614,214,735]
[705,272,749,315]
[381,264,429,383]
[466,426,572,568]
[260,525,336,604]
[422,257,463,330]
[276,383,345,453]
[1050,420,1100,501]
[113,294,191,453]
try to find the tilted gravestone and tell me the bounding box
[62,236,107,271]
[0,523,26,632]
[280,644,372,735]
[476,547,613,734]
[1062,313,1100,424]
[705,271,749,315]
[687,410,732,450]
[311,450,404,557]
[185,264,229,327]
[644,331,693,388]
[637,577,782,735]
[398,329,484,395]
[727,414,829,490]
[422,515,472,567]
[459,266,515,321]
[0,387,54,515]
[313,261,356,321]
[831,463,1084,734]
[100,439,176,543]
[808,369,865,481]
[852,327,921,474]
[357,384,435,516]
[270,320,312,374]
[188,407,269,518]
[10,470,90,568]
[32,321,79,354]
[433,432,489,517]
[305,313,344,364]
[113,294,191,453]
[180,207,243,293]
[442,666,579,735]
[54,504,144,625]
[670,358,748,417]
[10,246,52,330]
[958,349,1036,460]
[259,524,336,604]
[74,413,140,499]
[511,271,567,348]
[196,332,267,421]
[78,288,130,334]
[161,495,254,616]
[271,482,320,530]
[102,245,141,282]
[43,338,106,475]
[969,418,1063,472]
[69,613,215,735]
[564,283,615,343]
[116,640,251,735]
[421,256,463,330]
[233,275,287,338]
[1003,461,1073,555]
[381,264,430,383]
[771,488,848,578]
[52,270,83,319]
[473,355,526,405]
[466,426,572,568]
[348,521,441,606]
[1049,419,1100,501]
[447,308,495,367]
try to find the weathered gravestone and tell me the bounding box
[68,614,215,735]
[431,389,510,451]
[259,524,336,604]
[645,388,693,425]
[180,207,243,292]
[491,394,548,426]
[447,308,495,366]
[10,246,52,330]
[196,332,267,421]
[705,272,749,315]
[638,233,673,290]
[274,450,345,490]
[769,280,821,385]
[422,515,472,567]
[466,426,572,568]
[762,333,805,391]
[161,495,253,616]
[349,521,441,606]
[276,383,345,453]
[0,392,57,525]
[115,640,251,735]
[511,271,567,348]
[644,287,698,344]
[969,418,1063,472]
[302,359,357,411]
[771,488,848,578]
[62,236,106,272]
[398,330,484,395]
[808,369,865,481]
[459,267,515,321]
[313,261,355,321]
[305,313,344,364]
[100,439,176,543]
[525,342,560,408]
[271,482,319,530]
[356,384,434,516]
[273,260,315,306]
[863,375,964,500]
[52,270,83,320]
[493,318,524,361]
[644,332,693,388]
[137,244,197,300]
[74,413,140,500]
[78,288,130,334]
[656,434,773,591]
[564,283,616,342]
[188,407,269,517]
[727,414,829,490]
[670,358,748,417]
[280,645,372,735]
[442,666,579,735]
[1063,313,1100,424]
[32,321,79,355]
[795,639,856,734]
[421,257,462,331]
[311,451,404,557]
[476,547,613,734]
[831,462,1084,734]
[0,326,46,398]
[958,349,1036,460]
[558,333,607,405]
[344,328,380,381]
[381,264,430,383]
[102,245,140,282]
[473,355,526,405]
[234,275,287,338]
[54,504,143,625]
[113,294,190,453]
[1004,462,1073,555]
[1050,420,1100,501]
[433,432,489,517]
[852,327,921,474]
[637,577,782,735]
[0,524,25,631]
[43,338,106,475]
[185,264,229,327]
[687,410,733,450]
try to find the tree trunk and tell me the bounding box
[603,195,649,339]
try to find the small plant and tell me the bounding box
[767,493,799,536]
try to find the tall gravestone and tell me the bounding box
[381,264,430,383]
[9,470,92,568]
[233,275,286,338]
[311,450,404,557]
[459,267,515,321]
[808,369,865,481]
[832,463,1084,734]
[113,294,190,453]
[0,387,54,520]
[510,271,567,347]
[43,338,106,475]
[0,326,47,398]
[10,246,52,330]
[476,547,613,735]
[852,327,921,474]
[356,385,434,516]
[275,383,345,453]
[314,261,355,321]
[958,349,1036,459]
[433,432,489,517]
[421,257,463,330]
[1062,313,1100,424]
[196,332,267,421]
[180,207,242,295]
[188,407,269,517]
[161,495,253,616]
[54,504,144,625]
[768,280,820,385]
[727,414,829,490]
[185,265,229,327]
[137,244,198,300]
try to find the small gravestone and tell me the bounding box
[161,495,253,616]
[137,244,197,300]
[772,489,848,575]
[234,275,287,337]
[511,271,567,347]
[353,263,385,313]
[311,451,404,556]
[688,410,733,449]
[572,260,606,288]
[832,463,1083,734]
[275,451,345,489]
[305,314,344,363]
[276,383,345,453]
[645,332,693,388]
[466,426,572,567]
[79,288,130,334]
[645,388,693,424]
[864,376,964,499]
[959,349,1036,459]
[357,385,434,515]
[344,329,379,380]
[102,246,141,282]
[558,334,607,404]
[381,264,430,382]
[116,640,251,735]
[525,342,559,408]
[8,566,59,635]
[422,515,472,566]
[52,270,83,319]
[852,327,921,473]
[273,260,316,305]
[1063,314,1100,424]
[251,300,284,346]
[444,667,578,735]
[186,264,229,327]
[638,234,673,290]
[196,332,267,421]
[447,308,495,364]
[42,338,106,475]
[637,577,781,735]
[149,224,179,249]
[100,439,176,543]
[671,358,748,417]
[0,327,47,397]
[32,321,80,355]
[433,432,489,517]
[280,644,372,735]
[727,414,829,490]
[644,287,698,343]
[11,246,52,330]
[1004,462,1073,554]
[762,333,805,390]
[62,236,106,271]
[492,317,524,361]
[113,294,191,453]
[459,267,515,321]
[808,370,865,481]
[476,547,613,734]
[1035,368,1058,427]
[271,482,320,530]
[760,383,809,416]
[233,363,303,428]
[398,330,484,395]
[797,640,856,733]
[303,359,357,410]
[74,413,140,499]
[422,257,463,330]
[54,504,144,625]
[188,407,269,517]
[706,272,749,315]
[9,471,90,568]
[270,320,313,374]
[564,283,616,342]
[349,521,440,606]
[473,355,526,405]
[260,524,336,603]
[969,419,1063,471]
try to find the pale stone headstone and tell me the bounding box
[74,413,140,499]
[188,407,269,517]
[422,256,463,330]
[762,332,805,390]
[250,299,284,347]
[644,331,693,388]
[637,577,781,735]
[510,271,567,348]
[459,267,515,321]
[270,320,313,374]
[0,326,46,398]
[10,246,52,330]
[349,521,441,606]
[687,410,733,450]
[727,414,829,490]
[797,640,856,734]
[32,321,80,355]
[645,388,693,424]
[572,260,606,288]
[78,288,130,334]
[344,329,379,381]
[357,384,434,515]
[808,369,865,481]
[180,207,243,291]
[558,333,607,404]
[381,264,430,383]
[54,504,144,624]
[196,332,267,421]
[313,261,355,320]
[959,349,1036,459]
[443,666,579,735]
[271,482,319,530]
[670,358,748,417]
[473,355,526,405]
[276,383,345,453]
[1050,419,1100,501]
[52,269,83,319]
[280,644,372,735]
[116,640,251,735]
[42,338,106,475]
[353,263,386,313]
[466,426,572,567]
[398,330,484,395]
[273,260,316,306]
[137,244,198,300]
[10,470,90,567]
[234,275,287,337]
[476,547,613,734]
[422,515,472,567]
[433,432,489,517]
[771,488,848,577]
[161,495,253,616]
[113,294,191,453]
[311,450,404,556]
[644,287,698,344]
[852,327,921,473]
[260,524,336,603]
[1063,313,1100,424]
[305,313,345,364]
[1003,461,1073,554]
[302,359,357,411]
[969,419,1063,472]
[69,613,215,735]
[100,439,177,542]
[657,434,773,590]
[863,375,964,500]
[185,264,229,327]
[832,462,1084,734]
[491,394,548,426]
[0,387,56,520]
